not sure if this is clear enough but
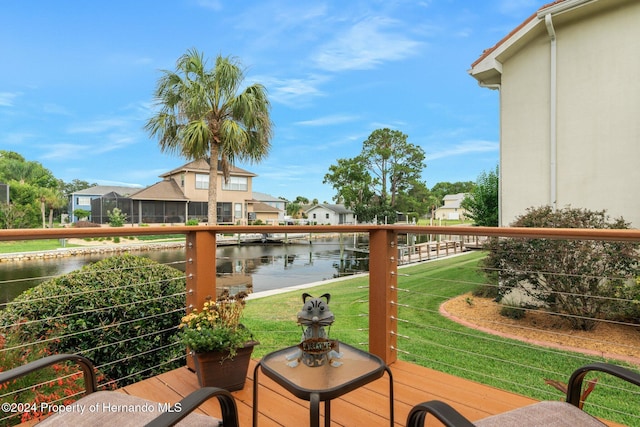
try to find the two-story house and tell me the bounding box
[147,158,256,224]
[434,193,469,221]
[469,0,640,227]
[305,204,355,225]
[84,158,261,225]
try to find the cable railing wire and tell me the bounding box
[394,286,640,352]
[1,227,638,425]
[0,275,186,309]
[0,291,186,333]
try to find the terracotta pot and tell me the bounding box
[193,341,257,391]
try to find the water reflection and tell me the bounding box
[0,237,370,304]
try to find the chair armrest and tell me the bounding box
[145,387,239,427]
[0,353,97,394]
[567,362,640,408]
[407,400,476,427]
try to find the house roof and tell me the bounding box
[129,179,188,201]
[252,191,286,203]
[305,204,353,214]
[439,193,467,209]
[443,193,467,201]
[160,158,256,178]
[250,201,281,213]
[72,185,142,197]
[469,0,613,85]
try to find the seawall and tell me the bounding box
[0,242,186,263]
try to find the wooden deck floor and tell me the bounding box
[118,359,548,426]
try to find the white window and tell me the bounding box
[195,174,209,189]
[222,176,248,191]
[234,203,242,220]
[77,196,91,206]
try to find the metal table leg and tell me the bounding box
[253,362,261,427]
[310,392,320,427]
[385,366,394,427]
[325,399,331,427]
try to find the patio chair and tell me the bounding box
[0,353,239,427]
[406,362,640,427]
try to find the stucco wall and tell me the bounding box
[500,33,550,225]
[499,0,640,227]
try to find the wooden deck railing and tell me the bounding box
[2,224,640,425]
[2,224,640,367]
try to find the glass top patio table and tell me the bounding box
[252,341,393,427]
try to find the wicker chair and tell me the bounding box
[0,354,239,427]
[406,362,640,427]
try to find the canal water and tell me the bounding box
[0,237,370,304]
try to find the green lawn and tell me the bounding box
[0,236,186,254]
[243,252,638,426]
[0,239,81,253]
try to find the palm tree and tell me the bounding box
[145,49,273,224]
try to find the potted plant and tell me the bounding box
[179,290,258,391]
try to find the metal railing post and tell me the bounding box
[368,228,398,365]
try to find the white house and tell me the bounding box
[434,193,469,221]
[305,204,355,225]
[469,0,640,227]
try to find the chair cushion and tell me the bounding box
[36,391,221,426]
[475,401,605,427]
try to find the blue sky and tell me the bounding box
[1,1,541,203]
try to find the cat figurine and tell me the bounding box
[286,293,343,367]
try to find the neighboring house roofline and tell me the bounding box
[129,179,188,201]
[442,192,467,200]
[250,201,281,213]
[71,185,142,196]
[252,191,287,203]
[469,0,601,85]
[159,158,256,178]
[305,204,353,214]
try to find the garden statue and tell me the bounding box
[286,293,342,368]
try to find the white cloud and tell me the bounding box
[427,140,498,160]
[295,115,359,127]
[67,118,130,134]
[92,179,144,188]
[312,16,423,72]
[257,164,309,181]
[3,131,36,145]
[257,75,328,106]
[39,143,90,160]
[94,134,137,154]
[0,92,20,107]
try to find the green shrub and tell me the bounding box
[107,207,127,227]
[482,206,639,331]
[0,254,186,387]
[72,208,91,221]
[185,219,199,226]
